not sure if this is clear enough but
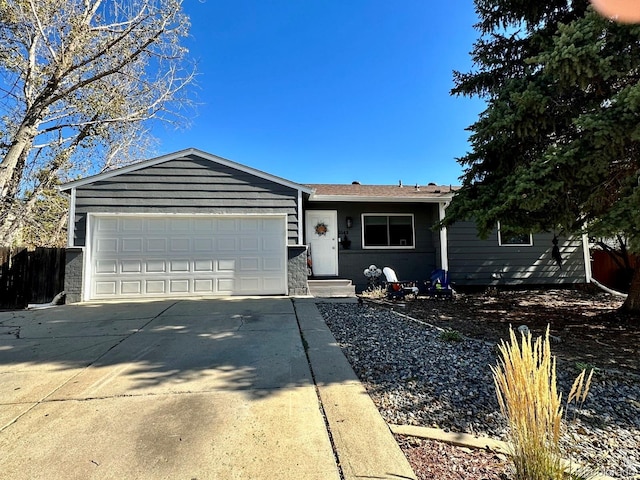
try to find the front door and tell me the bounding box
[305,210,338,276]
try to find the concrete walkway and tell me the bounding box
[0,297,415,480]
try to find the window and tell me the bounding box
[498,222,533,246]
[362,214,415,248]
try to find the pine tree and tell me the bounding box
[448,0,640,315]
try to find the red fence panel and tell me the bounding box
[591,249,637,293]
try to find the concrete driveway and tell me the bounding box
[0,298,415,480]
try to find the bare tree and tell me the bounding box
[0,0,195,244]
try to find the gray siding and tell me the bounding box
[307,201,440,292]
[72,155,301,246]
[448,221,587,286]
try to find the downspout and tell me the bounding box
[438,202,449,271]
[582,233,592,283]
[591,277,628,297]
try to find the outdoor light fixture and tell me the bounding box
[346,217,353,228]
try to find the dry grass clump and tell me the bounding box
[492,326,593,480]
[360,285,386,299]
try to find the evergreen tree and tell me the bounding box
[447,0,640,314]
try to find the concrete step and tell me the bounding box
[308,279,356,298]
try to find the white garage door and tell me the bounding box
[89,215,287,299]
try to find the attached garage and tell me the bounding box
[88,215,287,299]
[60,149,312,302]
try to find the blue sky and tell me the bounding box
[152,0,485,186]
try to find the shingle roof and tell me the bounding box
[306,183,458,201]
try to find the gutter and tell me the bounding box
[308,194,455,203]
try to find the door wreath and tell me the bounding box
[314,222,328,236]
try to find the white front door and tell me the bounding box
[305,210,338,276]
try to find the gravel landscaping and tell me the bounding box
[317,301,640,479]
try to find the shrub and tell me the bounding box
[439,329,463,342]
[574,361,599,375]
[491,326,593,480]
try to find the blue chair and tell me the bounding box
[426,269,454,299]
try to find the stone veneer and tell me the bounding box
[64,247,84,304]
[287,245,309,296]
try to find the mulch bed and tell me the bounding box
[397,288,639,376]
[372,287,640,480]
[396,435,511,480]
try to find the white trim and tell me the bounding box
[438,202,449,271]
[277,213,290,295]
[297,189,303,245]
[83,215,93,302]
[582,233,592,282]
[309,194,454,203]
[361,213,416,250]
[67,188,76,247]
[58,147,313,194]
[497,222,534,247]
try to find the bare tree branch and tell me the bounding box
[0,0,195,243]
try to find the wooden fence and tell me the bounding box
[0,247,66,309]
[591,249,637,293]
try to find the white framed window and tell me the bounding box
[498,222,533,246]
[362,214,415,249]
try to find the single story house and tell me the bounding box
[60,148,592,302]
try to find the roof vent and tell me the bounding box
[352,181,361,185]
[399,180,403,187]
[428,182,436,186]
[415,184,420,191]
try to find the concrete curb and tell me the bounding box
[299,299,617,480]
[389,424,510,454]
[293,298,417,480]
[391,424,617,480]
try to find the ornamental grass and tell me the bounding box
[492,326,593,480]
